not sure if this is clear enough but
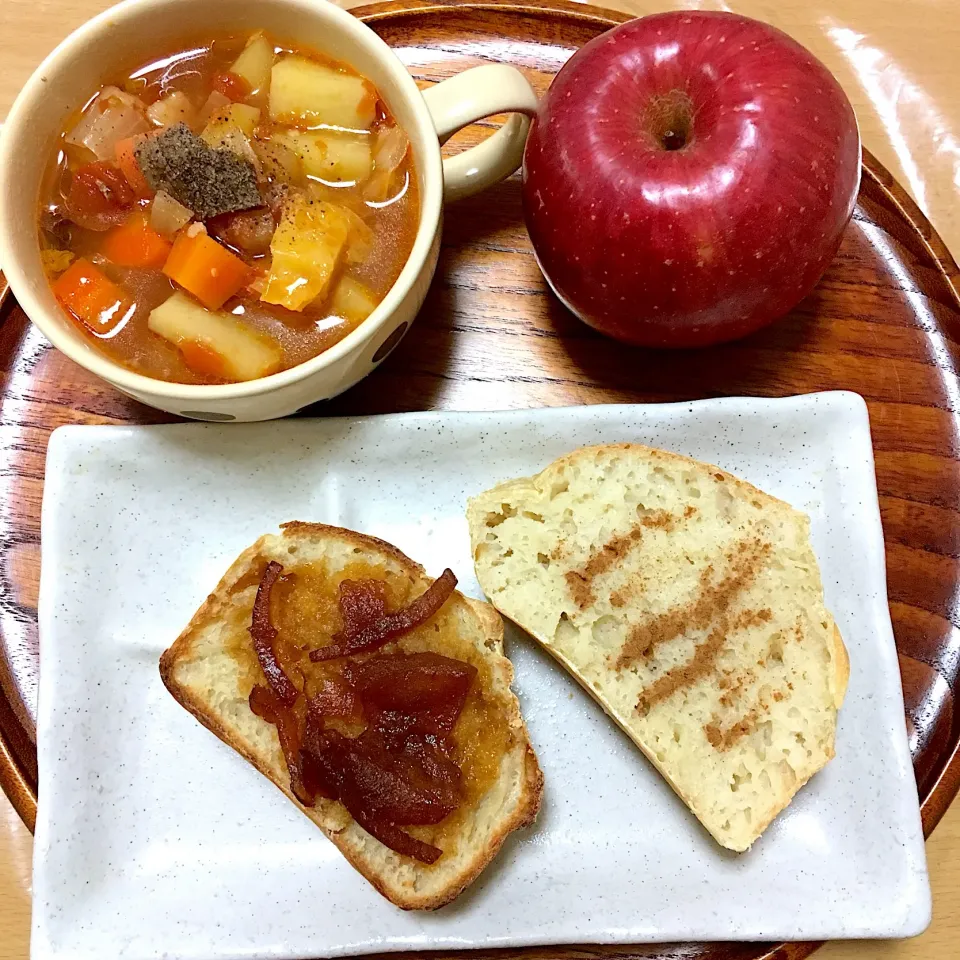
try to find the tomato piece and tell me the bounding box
[115,136,153,199]
[212,71,253,103]
[66,162,135,219]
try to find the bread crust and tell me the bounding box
[160,523,542,910]
[831,623,851,708]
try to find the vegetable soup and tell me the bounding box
[39,32,419,384]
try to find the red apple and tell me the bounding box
[522,11,861,347]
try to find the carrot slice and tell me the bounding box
[52,258,132,335]
[162,229,251,310]
[101,211,172,269]
[178,340,230,379]
[115,137,153,199]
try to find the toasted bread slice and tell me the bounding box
[159,522,542,909]
[467,444,848,852]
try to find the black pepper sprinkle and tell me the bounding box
[135,123,262,220]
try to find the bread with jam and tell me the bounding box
[159,522,543,909]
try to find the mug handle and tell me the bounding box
[420,64,538,203]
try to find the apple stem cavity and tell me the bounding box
[645,90,694,151]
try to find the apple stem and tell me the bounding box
[661,129,686,151]
[645,90,694,151]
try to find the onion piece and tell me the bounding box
[100,85,150,111]
[198,90,232,127]
[149,190,193,237]
[375,124,409,171]
[215,128,260,170]
[252,139,303,186]
[341,206,373,264]
[363,124,410,202]
[65,96,150,162]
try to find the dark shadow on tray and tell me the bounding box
[538,275,832,404]
[441,173,531,247]
[307,278,457,418]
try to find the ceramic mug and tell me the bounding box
[0,0,538,421]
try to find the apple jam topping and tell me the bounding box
[343,651,477,744]
[309,569,457,661]
[301,722,462,864]
[249,561,299,706]
[249,682,313,806]
[248,561,477,863]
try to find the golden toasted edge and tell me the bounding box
[407,592,544,908]
[467,443,848,853]
[159,536,268,689]
[832,623,851,709]
[738,622,849,849]
[159,523,543,910]
[533,442,798,513]
[278,520,423,570]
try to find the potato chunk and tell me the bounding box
[147,91,196,130]
[329,276,379,324]
[269,56,376,130]
[201,104,261,146]
[261,194,351,311]
[271,130,372,183]
[230,33,275,97]
[148,292,281,381]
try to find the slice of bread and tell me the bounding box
[159,522,542,909]
[467,444,848,852]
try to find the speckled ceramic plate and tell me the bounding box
[32,395,928,960]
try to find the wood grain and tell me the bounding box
[1,1,960,959]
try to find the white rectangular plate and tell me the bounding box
[33,393,930,960]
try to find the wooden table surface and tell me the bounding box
[2,0,960,958]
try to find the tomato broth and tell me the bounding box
[39,32,419,385]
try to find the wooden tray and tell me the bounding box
[2,0,959,957]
